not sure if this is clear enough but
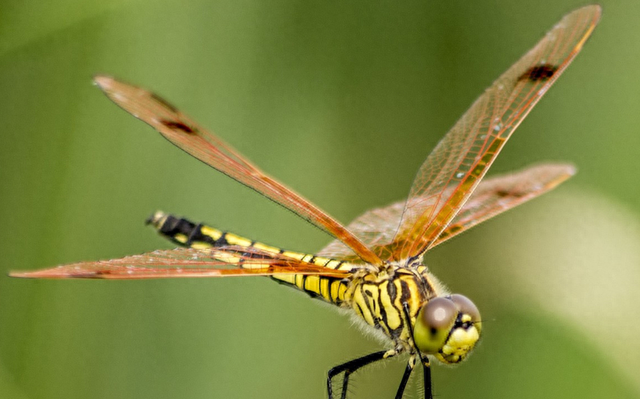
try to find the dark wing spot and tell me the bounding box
[161,119,197,134]
[518,64,558,82]
[496,189,526,198]
[151,93,179,113]
[447,224,463,234]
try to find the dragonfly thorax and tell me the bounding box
[347,263,481,364]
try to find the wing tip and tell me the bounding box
[568,4,602,21]
[8,270,34,279]
[9,267,100,279]
[539,162,577,190]
[586,4,602,18]
[93,74,114,90]
[560,162,578,177]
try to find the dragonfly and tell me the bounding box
[12,5,600,399]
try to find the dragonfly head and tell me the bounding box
[413,294,482,364]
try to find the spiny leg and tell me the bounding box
[327,349,397,399]
[421,357,432,399]
[394,355,417,399]
[402,302,433,399]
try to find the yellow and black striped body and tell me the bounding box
[148,211,445,350]
[347,261,443,348]
[147,211,355,305]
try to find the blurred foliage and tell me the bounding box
[1,0,639,398]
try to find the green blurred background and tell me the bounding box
[1,0,639,398]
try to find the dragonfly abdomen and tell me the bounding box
[147,211,352,305]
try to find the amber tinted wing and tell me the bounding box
[318,163,575,260]
[10,246,351,279]
[430,163,575,248]
[93,76,383,267]
[383,5,600,261]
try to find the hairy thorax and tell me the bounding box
[344,261,448,351]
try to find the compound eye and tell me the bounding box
[450,294,482,333]
[413,297,458,354]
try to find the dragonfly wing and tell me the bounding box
[431,163,575,248]
[385,5,600,261]
[10,247,350,279]
[318,201,404,261]
[317,163,575,260]
[93,76,383,267]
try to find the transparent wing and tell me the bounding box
[10,246,351,279]
[93,76,383,267]
[317,202,404,261]
[318,163,575,260]
[385,5,600,261]
[430,163,575,248]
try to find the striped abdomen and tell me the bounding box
[147,211,353,305]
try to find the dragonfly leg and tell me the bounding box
[402,302,433,399]
[394,355,416,399]
[421,357,433,399]
[327,349,396,399]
